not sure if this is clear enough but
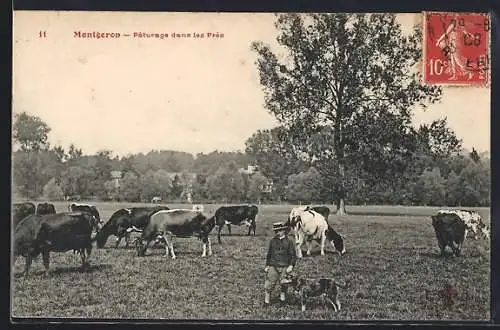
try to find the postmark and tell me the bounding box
[423,12,490,86]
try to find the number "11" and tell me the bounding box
[39,30,47,38]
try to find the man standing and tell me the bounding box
[264,221,297,305]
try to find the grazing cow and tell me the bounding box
[94,206,170,248]
[135,209,215,259]
[289,206,331,223]
[286,206,332,237]
[437,209,490,240]
[36,203,56,215]
[292,209,345,258]
[13,202,36,227]
[214,205,259,243]
[13,212,99,276]
[68,203,102,228]
[431,212,468,257]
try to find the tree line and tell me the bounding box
[12,13,490,208]
[12,111,490,207]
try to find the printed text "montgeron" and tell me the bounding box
[74,31,225,39]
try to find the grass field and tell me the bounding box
[11,202,491,321]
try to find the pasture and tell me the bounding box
[11,203,491,321]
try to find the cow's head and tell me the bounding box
[326,227,346,256]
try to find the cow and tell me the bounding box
[68,203,102,229]
[36,203,56,215]
[214,205,259,243]
[289,206,331,223]
[437,209,490,240]
[431,212,468,257]
[13,202,36,227]
[13,212,99,276]
[94,206,170,248]
[286,205,331,236]
[134,209,216,259]
[291,209,345,258]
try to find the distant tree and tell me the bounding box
[67,143,83,161]
[86,150,114,199]
[13,150,61,198]
[469,147,481,163]
[104,179,119,201]
[245,126,308,190]
[252,13,442,214]
[246,172,269,203]
[204,163,245,203]
[193,151,251,175]
[192,173,209,201]
[457,160,490,206]
[60,165,94,198]
[286,167,322,204]
[139,169,172,202]
[413,167,446,206]
[13,112,51,152]
[43,178,64,201]
[171,174,184,199]
[445,170,461,206]
[415,118,462,159]
[52,145,66,163]
[121,172,141,202]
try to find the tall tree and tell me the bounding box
[13,112,51,152]
[251,13,441,214]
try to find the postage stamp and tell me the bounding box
[11,11,491,322]
[423,12,491,86]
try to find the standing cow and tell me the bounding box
[214,205,259,243]
[291,209,345,258]
[437,209,490,240]
[36,203,56,215]
[431,212,468,257]
[94,206,170,248]
[135,209,216,259]
[13,212,99,276]
[13,202,36,227]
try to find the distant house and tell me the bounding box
[262,179,274,193]
[111,170,122,189]
[238,165,259,175]
[151,196,162,203]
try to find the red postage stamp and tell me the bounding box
[423,12,490,86]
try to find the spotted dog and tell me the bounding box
[282,275,350,312]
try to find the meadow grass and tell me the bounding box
[11,203,491,321]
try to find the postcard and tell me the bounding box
[12,11,491,321]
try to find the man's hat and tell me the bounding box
[272,222,288,231]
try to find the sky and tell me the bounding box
[12,12,490,157]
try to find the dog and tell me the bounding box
[281,275,350,312]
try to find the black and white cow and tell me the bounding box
[135,209,216,259]
[437,209,490,240]
[214,205,259,243]
[290,208,345,258]
[94,206,170,248]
